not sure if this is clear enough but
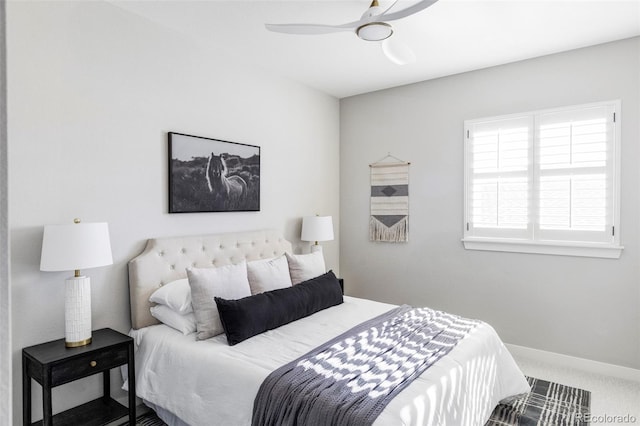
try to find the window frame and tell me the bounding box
[462,100,623,259]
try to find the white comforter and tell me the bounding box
[128,296,529,426]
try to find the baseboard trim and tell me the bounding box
[506,343,640,383]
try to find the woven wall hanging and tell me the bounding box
[369,154,410,243]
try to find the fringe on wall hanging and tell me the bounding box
[369,154,410,243]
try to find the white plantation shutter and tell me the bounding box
[535,105,614,243]
[463,101,621,258]
[467,116,532,238]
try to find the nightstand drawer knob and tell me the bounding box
[90,361,97,367]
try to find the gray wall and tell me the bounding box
[340,37,640,369]
[1,0,11,424]
[7,2,339,423]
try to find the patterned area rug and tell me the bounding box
[487,376,590,426]
[130,413,167,426]
[127,376,590,426]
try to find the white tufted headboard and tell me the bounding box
[128,229,293,330]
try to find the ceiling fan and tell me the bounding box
[265,0,439,65]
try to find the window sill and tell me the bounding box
[462,238,623,259]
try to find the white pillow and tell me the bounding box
[150,304,196,335]
[149,278,193,314]
[285,251,326,285]
[247,256,293,295]
[187,261,251,341]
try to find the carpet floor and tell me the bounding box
[125,376,590,426]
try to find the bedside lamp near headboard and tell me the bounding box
[40,218,113,347]
[301,215,334,254]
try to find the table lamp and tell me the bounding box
[40,219,113,347]
[301,215,334,254]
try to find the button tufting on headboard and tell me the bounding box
[128,229,293,330]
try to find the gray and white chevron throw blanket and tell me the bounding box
[252,305,480,426]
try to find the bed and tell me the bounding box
[126,229,530,426]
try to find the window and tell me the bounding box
[463,101,622,258]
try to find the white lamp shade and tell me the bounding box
[301,216,334,242]
[40,222,113,272]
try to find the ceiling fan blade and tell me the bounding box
[381,0,400,16]
[379,0,439,22]
[382,38,416,65]
[265,20,361,35]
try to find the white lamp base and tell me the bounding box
[310,244,323,254]
[65,275,92,347]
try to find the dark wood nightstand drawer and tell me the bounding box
[50,345,128,386]
[23,328,136,426]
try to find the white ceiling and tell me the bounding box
[112,0,640,98]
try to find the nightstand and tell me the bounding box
[22,328,135,426]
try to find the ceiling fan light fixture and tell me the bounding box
[356,22,393,41]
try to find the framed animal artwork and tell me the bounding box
[168,132,260,213]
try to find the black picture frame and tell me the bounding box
[168,132,260,213]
